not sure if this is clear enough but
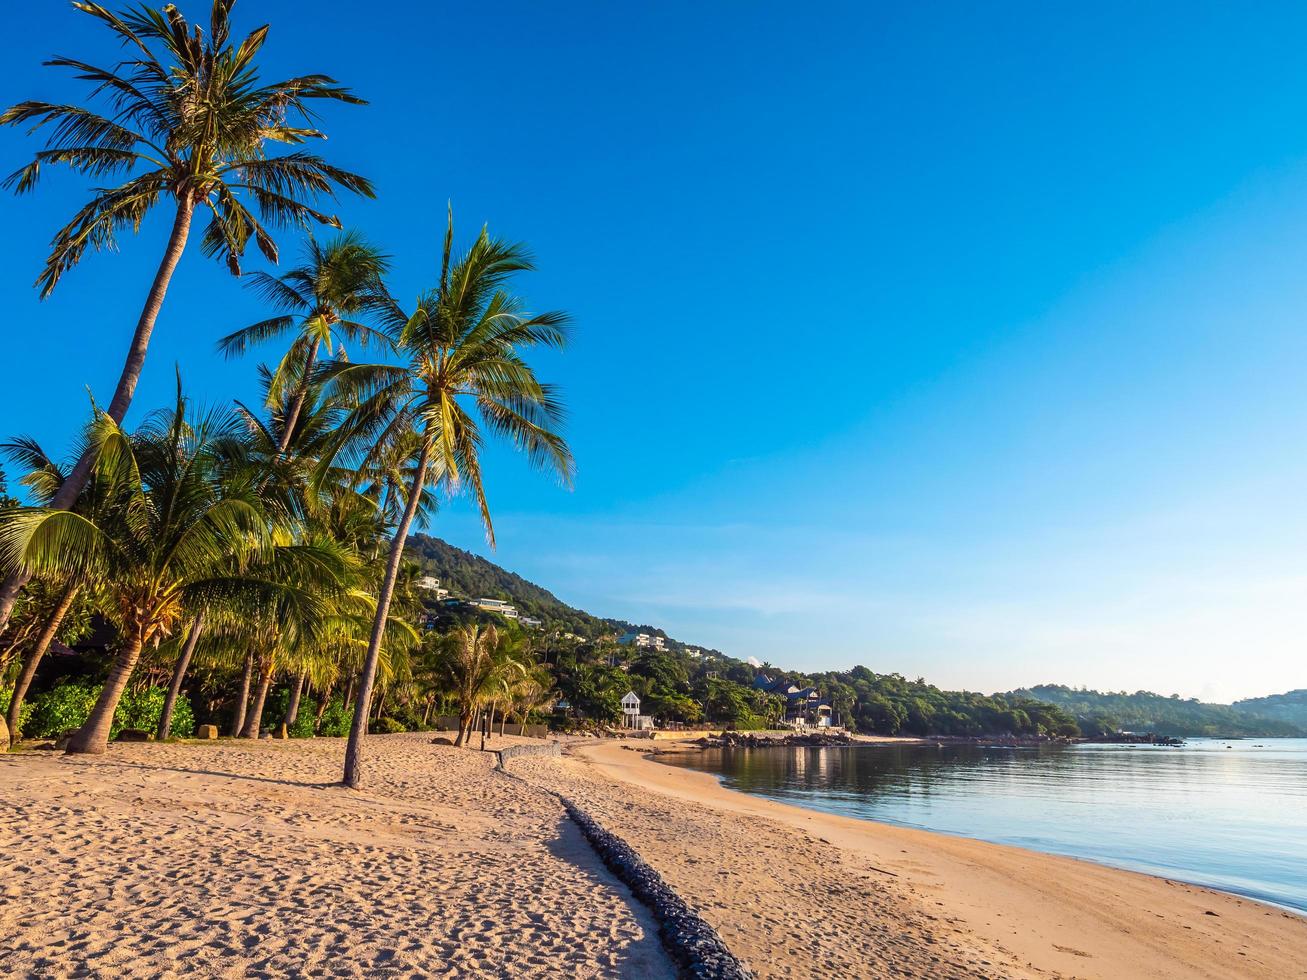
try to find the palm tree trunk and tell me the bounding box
[156,612,204,742]
[0,197,196,632]
[241,658,274,739]
[275,344,318,455]
[313,681,334,734]
[343,437,433,788]
[6,582,80,742]
[282,671,306,730]
[66,632,147,755]
[230,651,254,737]
[422,697,433,726]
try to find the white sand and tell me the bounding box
[0,733,673,979]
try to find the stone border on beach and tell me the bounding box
[496,750,755,980]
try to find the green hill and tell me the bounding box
[406,534,1302,739]
[1233,689,1307,729]
[1012,685,1304,738]
[406,534,695,645]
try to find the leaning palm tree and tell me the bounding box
[0,387,325,754]
[218,232,392,454]
[0,0,372,630]
[329,214,573,787]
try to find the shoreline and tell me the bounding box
[567,737,1307,979]
[646,734,1306,916]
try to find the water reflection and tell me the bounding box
[663,739,1307,913]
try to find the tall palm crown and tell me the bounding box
[218,232,392,453]
[0,0,371,632]
[337,218,574,546]
[333,215,574,787]
[2,0,372,293]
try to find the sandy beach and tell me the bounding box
[2,733,1305,979]
[523,739,1307,979]
[0,734,673,979]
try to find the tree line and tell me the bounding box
[0,0,569,788]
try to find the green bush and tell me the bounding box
[288,711,316,739]
[316,696,351,737]
[0,688,34,739]
[26,683,99,739]
[371,716,406,734]
[22,682,194,740]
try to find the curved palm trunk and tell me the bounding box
[156,612,205,742]
[230,651,254,737]
[241,658,274,739]
[282,672,306,730]
[342,437,433,788]
[0,198,196,632]
[454,709,472,747]
[6,582,80,742]
[66,632,146,755]
[276,344,318,455]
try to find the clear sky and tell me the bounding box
[2,2,1305,703]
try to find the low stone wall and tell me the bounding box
[493,749,753,978]
[556,796,755,979]
[493,741,562,769]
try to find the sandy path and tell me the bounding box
[514,740,1307,980]
[0,734,674,979]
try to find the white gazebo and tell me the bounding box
[621,691,641,728]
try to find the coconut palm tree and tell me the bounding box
[434,624,510,747]
[0,385,331,754]
[0,434,106,742]
[327,214,573,786]
[0,0,372,631]
[217,232,392,454]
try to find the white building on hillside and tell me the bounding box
[619,631,665,651]
[475,598,519,619]
[417,575,449,599]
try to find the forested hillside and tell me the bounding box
[406,536,1300,739]
[1233,690,1307,729]
[1012,685,1304,738]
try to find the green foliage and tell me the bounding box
[1232,690,1307,730]
[0,687,33,737]
[24,682,99,738]
[371,716,406,734]
[1016,685,1305,738]
[316,696,352,737]
[18,682,193,740]
[288,712,317,739]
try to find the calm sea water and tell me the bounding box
[662,738,1307,913]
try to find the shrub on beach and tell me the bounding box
[21,683,193,740]
[370,716,407,734]
[316,696,352,737]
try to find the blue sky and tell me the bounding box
[2,2,1306,702]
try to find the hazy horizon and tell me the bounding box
[3,2,1305,703]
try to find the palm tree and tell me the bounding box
[0,434,106,742]
[0,0,372,630]
[217,232,392,454]
[328,214,573,787]
[434,624,516,746]
[0,386,326,754]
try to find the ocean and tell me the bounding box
[661,737,1307,913]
